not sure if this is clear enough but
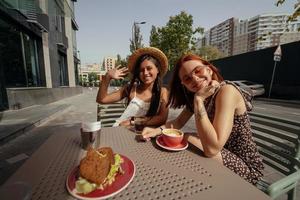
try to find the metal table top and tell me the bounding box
[3,125,270,200]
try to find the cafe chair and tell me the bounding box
[97,103,126,127]
[251,112,300,200]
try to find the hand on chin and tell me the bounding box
[195,82,217,100]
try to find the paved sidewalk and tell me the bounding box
[0,88,98,185]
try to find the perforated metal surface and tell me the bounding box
[32,133,82,200]
[5,125,270,200]
[110,161,211,200]
[100,128,213,200]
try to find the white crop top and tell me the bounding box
[113,86,150,126]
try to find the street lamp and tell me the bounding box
[77,50,82,86]
[132,21,146,51]
[268,45,282,98]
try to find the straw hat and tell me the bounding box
[127,47,168,77]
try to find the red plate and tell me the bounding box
[66,155,135,200]
[156,135,188,151]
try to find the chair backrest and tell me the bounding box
[250,113,300,172]
[97,103,126,127]
[250,112,300,199]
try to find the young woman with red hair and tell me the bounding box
[142,53,264,185]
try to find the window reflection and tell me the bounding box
[0,17,44,87]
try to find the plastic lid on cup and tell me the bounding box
[81,122,101,132]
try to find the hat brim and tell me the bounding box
[127,47,168,77]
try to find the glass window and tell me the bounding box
[58,52,69,86]
[0,18,26,87]
[22,33,41,86]
[0,18,44,87]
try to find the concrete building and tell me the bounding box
[246,13,300,51]
[202,13,300,57]
[209,18,236,56]
[79,63,105,86]
[233,19,249,55]
[280,32,300,44]
[196,30,210,49]
[248,14,289,51]
[102,57,116,71]
[0,0,81,111]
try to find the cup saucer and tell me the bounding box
[156,135,188,151]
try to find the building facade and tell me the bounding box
[209,18,236,56]
[233,19,248,55]
[102,57,116,71]
[0,0,81,111]
[199,13,300,57]
[79,63,105,86]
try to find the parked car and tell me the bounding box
[232,80,265,97]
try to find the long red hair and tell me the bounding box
[168,54,223,110]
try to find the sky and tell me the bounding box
[74,0,295,65]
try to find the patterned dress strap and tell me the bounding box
[224,80,253,111]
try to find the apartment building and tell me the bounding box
[248,14,289,51]
[233,19,248,55]
[209,18,236,56]
[102,57,116,71]
[279,20,300,44]
[0,0,81,110]
[200,13,300,57]
[80,63,103,86]
[196,30,210,48]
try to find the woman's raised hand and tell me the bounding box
[107,65,128,80]
[194,80,220,101]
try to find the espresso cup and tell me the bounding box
[161,129,184,147]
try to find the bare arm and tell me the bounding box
[193,85,244,157]
[142,107,193,139]
[96,67,128,104]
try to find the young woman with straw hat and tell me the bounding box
[96,47,169,127]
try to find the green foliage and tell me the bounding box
[196,46,225,61]
[149,11,203,69]
[110,77,130,86]
[276,0,300,25]
[115,54,128,67]
[88,72,98,84]
[130,24,144,52]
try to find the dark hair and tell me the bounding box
[126,55,162,116]
[168,53,223,110]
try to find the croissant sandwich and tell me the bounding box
[76,147,124,194]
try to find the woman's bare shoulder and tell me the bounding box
[216,83,243,104]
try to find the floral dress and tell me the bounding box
[205,81,264,185]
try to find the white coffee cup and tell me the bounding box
[81,121,101,132]
[80,122,101,150]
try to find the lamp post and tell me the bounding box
[132,21,146,51]
[268,45,282,98]
[77,50,82,86]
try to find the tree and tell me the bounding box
[115,54,127,67]
[149,11,203,68]
[196,46,225,61]
[88,72,98,86]
[276,0,300,30]
[130,24,144,53]
[149,25,160,47]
